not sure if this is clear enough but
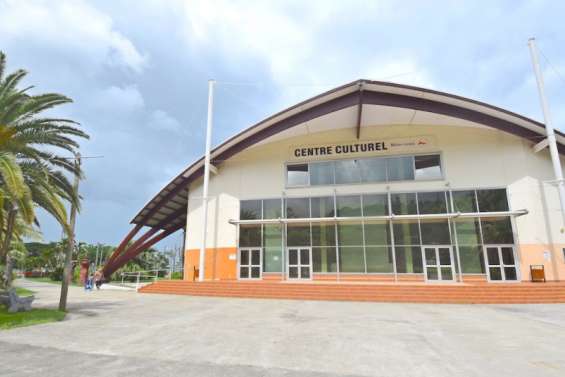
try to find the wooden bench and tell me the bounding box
[0,288,35,312]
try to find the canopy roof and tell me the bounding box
[132,79,564,230]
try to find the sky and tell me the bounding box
[1,0,564,250]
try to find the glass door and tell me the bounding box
[422,246,455,282]
[238,248,262,279]
[287,247,312,280]
[484,245,518,281]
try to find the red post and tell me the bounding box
[79,258,90,285]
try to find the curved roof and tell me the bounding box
[133,79,565,230]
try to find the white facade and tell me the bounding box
[185,116,565,281]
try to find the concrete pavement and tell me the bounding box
[1,279,565,376]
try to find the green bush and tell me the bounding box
[170,271,183,280]
[73,267,81,283]
[50,267,64,281]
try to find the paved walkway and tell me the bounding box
[1,279,565,376]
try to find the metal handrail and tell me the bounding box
[119,267,184,291]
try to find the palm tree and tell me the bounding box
[0,51,89,288]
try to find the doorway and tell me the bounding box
[287,247,312,280]
[238,248,262,279]
[422,245,455,282]
[484,245,518,281]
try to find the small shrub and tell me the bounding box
[170,271,183,280]
[73,267,81,284]
[50,267,64,281]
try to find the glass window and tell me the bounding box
[311,223,336,246]
[459,245,485,273]
[263,199,281,219]
[481,217,514,244]
[477,189,509,212]
[287,164,308,187]
[362,194,388,216]
[311,197,335,218]
[240,200,261,220]
[337,222,363,246]
[312,247,337,273]
[366,246,393,273]
[393,220,420,245]
[420,220,451,245]
[310,161,334,185]
[339,246,365,273]
[286,223,311,246]
[415,155,442,180]
[390,193,417,215]
[395,246,423,273]
[364,221,390,245]
[387,156,414,181]
[455,219,481,245]
[286,197,310,219]
[239,225,261,247]
[263,224,282,248]
[358,157,387,182]
[263,247,282,272]
[417,192,447,214]
[335,159,361,184]
[336,195,362,217]
[451,191,477,212]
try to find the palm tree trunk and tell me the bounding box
[1,205,17,288]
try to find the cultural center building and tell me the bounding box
[104,80,565,288]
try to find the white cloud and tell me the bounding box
[91,85,145,114]
[148,110,182,132]
[361,58,436,89]
[0,0,146,73]
[177,1,343,84]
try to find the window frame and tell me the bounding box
[285,152,444,189]
[238,186,515,277]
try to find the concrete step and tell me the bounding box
[138,280,565,303]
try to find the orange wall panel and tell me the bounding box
[184,247,237,281]
[518,244,565,281]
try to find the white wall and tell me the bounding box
[185,123,565,251]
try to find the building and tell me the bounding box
[104,80,565,285]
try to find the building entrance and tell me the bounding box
[238,248,262,279]
[287,247,312,280]
[422,245,455,282]
[484,245,518,281]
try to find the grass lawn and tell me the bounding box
[25,277,81,287]
[15,287,35,297]
[25,277,60,284]
[0,306,65,330]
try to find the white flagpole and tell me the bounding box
[199,80,215,281]
[528,38,565,228]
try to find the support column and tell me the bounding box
[199,79,215,281]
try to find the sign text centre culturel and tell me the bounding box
[291,137,433,160]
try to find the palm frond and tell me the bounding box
[0,51,5,82]
[0,152,26,200]
[0,69,27,99]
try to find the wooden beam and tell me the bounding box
[355,85,364,139]
[533,138,549,153]
[209,163,218,175]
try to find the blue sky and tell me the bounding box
[1,0,564,249]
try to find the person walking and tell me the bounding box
[93,271,102,290]
[84,273,93,292]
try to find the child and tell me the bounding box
[85,274,93,291]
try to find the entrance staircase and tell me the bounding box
[138,280,565,304]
